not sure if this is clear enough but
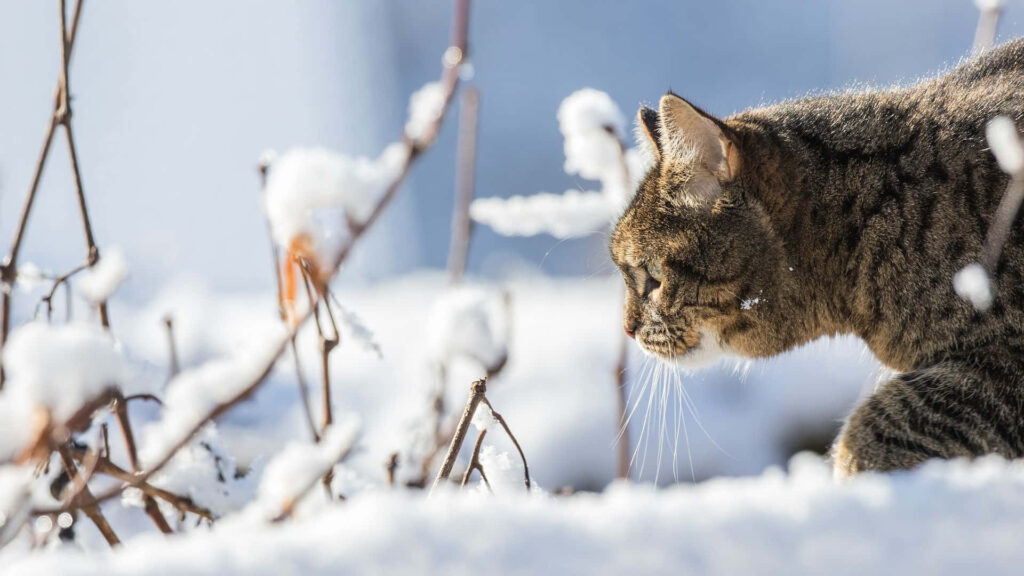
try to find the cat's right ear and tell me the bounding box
[636,106,662,163]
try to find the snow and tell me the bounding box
[986,115,1024,174]
[333,302,381,357]
[251,420,359,519]
[10,455,1024,575]
[404,82,446,144]
[427,284,510,374]
[0,466,32,548]
[14,263,46,293]
[558,88,627,183]
[145,428,257,518]
[138,325,290,469]
[954,262,993,311]
[262,143,409,274]
[471,89,650,239]
[77,247,129,304]
[975,0,1005,12]
[470,190,614,239]
[0,322,127,425]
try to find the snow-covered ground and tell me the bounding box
[11,455,1024,575]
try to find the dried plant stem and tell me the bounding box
[430,378,487,493]
[385,453,399,486]
[480,397,530,491]
[447,86,480,283]
[290,336,320,442]
[57,444,120,547]
[164,316,180,378]
[982,172,1024,273]
[112,392,173,534]
[459,428,490,490]
[613,328,631,480]
[66,446,214,521]
[35,259,92,321]
[973,4,1002,57]
[0,0,84,388]
[52,0,473,513]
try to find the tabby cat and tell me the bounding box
[610,38,1024,476]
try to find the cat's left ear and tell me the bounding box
[657,93,740,182]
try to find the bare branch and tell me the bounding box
[447,86,480,283]
[57,443,120,547]
[973,2,1002,57]
[459,428,488,488]
[480,397,531,491]
[164,316,180,378]
[430,378,487,493]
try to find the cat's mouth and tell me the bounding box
[637,327,726,369]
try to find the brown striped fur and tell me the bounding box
[610,39,1024,475]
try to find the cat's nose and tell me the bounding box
[624,322,637,339]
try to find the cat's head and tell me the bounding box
[610,93,784,367]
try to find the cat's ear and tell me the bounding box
[635,106,662,163]
[657,93,740,182]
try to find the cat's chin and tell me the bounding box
[639,329,727,370]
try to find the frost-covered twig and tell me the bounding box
[955,116,1024,310]
[430,378,488,493]
[447,86,480,283]
[0,0,84,388]
[973,0,1003,56]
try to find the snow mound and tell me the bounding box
[11,456,1024,575]
[1,322,126,424]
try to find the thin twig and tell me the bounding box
[459,428,488,488]
[65,446,214,521]
[430,378,487,493]
[49,0,473,511]
[164,316,180,378]
[290,336,320,442]
[57,443,120,547]
[973,2,1002,57]
[614,325,631,480]
[112,391,173,534]
[0,0,85,388]
[34,259,92,321]
[447,86,480,283]
[56,0,108,330]
[386,452,399,487]
[982,172,1024,272]
[480,397,530,491]
[123,393,163,406]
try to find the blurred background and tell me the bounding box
[4,0,1024,295]
[2,0,1023,488]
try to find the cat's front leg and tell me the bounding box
[831,356,1024,478]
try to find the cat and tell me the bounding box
[610,38,1024,477]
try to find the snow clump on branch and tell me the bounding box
[78,246,129,304]
[470,88,650,239]
[427,285,510,375]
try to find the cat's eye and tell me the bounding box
[643,260,662,298]
[647,260,664,281]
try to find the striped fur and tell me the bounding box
[611,39,1024,474]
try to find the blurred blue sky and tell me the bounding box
[2,0,1023,297]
